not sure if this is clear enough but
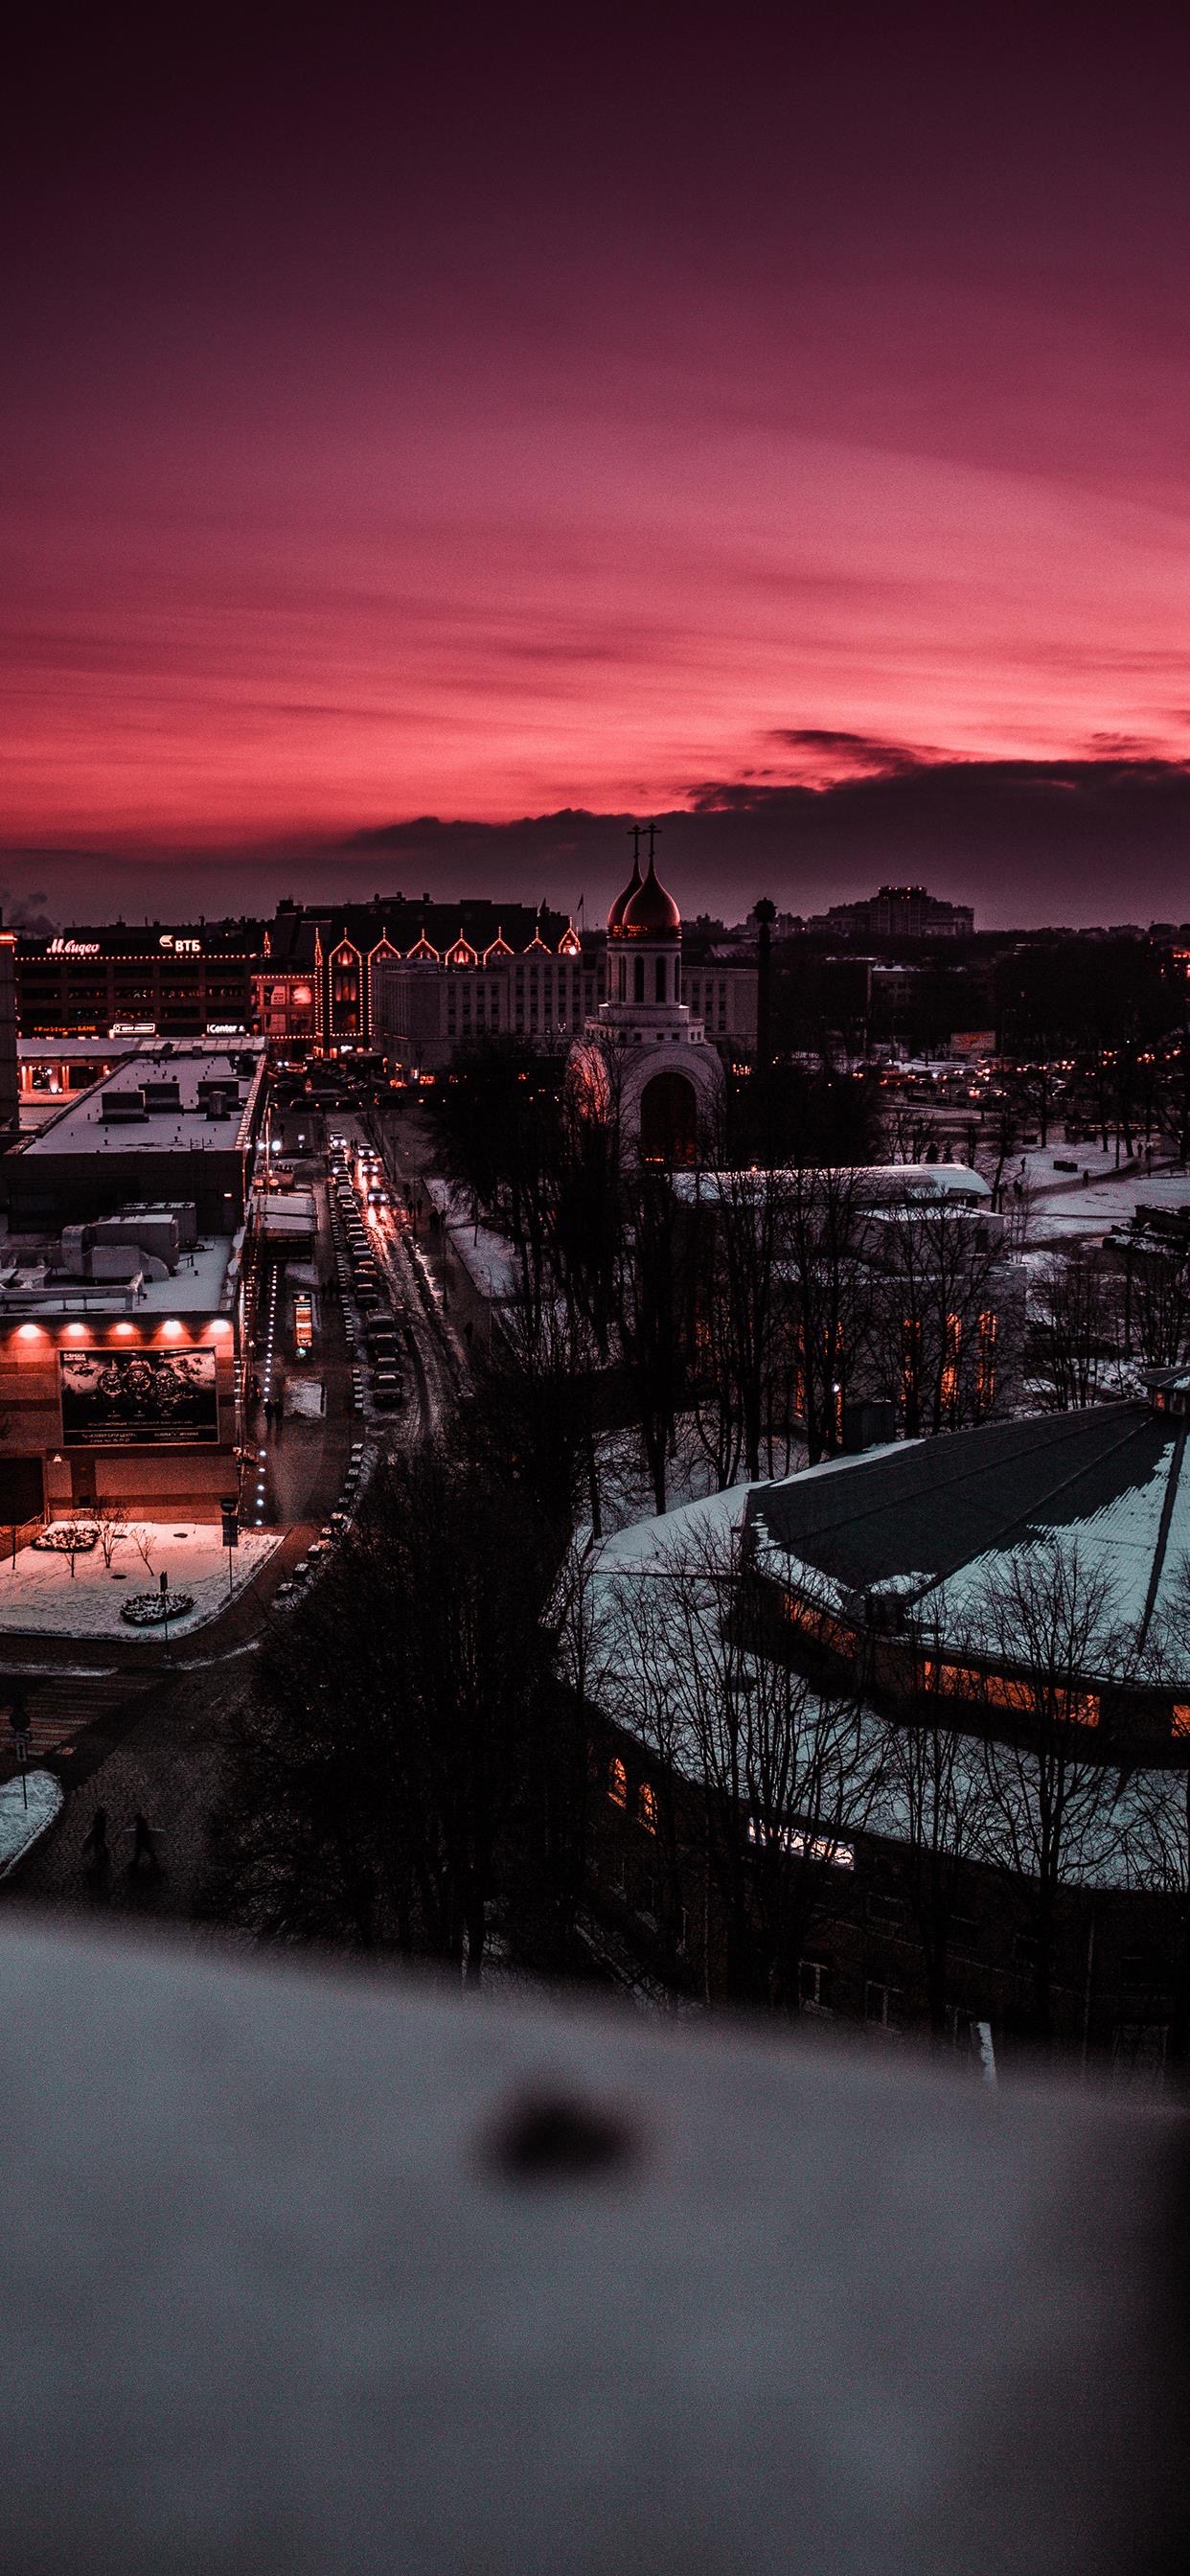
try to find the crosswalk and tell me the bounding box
[3,1669,156,1769]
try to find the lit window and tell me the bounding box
[639,1782,657,1834]
[1173,1705,1190,1738]
[941,1314,961,1416]
[608,1757,627,1808]
[976,1310,997,1416]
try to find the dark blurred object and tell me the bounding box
[0,1920,1185,2573]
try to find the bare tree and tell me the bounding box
[963,1539,1131,2046]
[868,1192,1005,1436]
[1030,1246,1121,1410]
[471,1269,605,1549]
[780,1167,874,1465]
[598,1513,884,2010]
[878,1639,998,2046]
[92,1501,127,1571]
[131,1524,156,1576]
[687,1166,792,1487]
[1122,1240,1190,1370]
[615,1167,690,1515]
[215,1454,564,1982]
[1124,1563,1190,2086]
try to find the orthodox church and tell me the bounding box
[567,829,723,1161]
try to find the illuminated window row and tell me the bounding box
[924,1657,1099,1727]
[7,1320,232,1344]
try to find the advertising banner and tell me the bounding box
[59,1347,219,1448]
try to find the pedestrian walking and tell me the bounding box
[80,1806,109,1876]
[128,1810,161,1874]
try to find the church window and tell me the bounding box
[634,956,645,1004]
[654,955,666,1003]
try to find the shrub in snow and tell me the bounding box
[32,1524,99,1554]
[121,1591,195,1627]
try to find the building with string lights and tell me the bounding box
[253,897,595,1062]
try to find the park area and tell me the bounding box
[0,1523,281,1641]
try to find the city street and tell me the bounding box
[1,1106,464,1920]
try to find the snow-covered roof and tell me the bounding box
[748,1403,1190,1674]
[18,1040,267,1160]
[573,1476,1174,1888]
[671,1162,990,1206]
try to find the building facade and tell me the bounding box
[15,924,260,1040]
[253,899,582,1056]
[812,886,975,940]
[0,1042,267,1523]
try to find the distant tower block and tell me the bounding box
[567,825,722,1162]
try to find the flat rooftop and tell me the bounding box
[0,1229,243,1319]
[18,1039,267,1160]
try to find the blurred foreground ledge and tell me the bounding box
[0,1917,1186,2576]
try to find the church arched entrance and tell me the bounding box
[639,1069,698,1163]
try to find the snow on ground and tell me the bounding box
[286,1375,326,1419]
[0,1771,62,1876]
[1017,1145,1190,1245]
[424,1180,524,1301]
[0,1525,282,1642]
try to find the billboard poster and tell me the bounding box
[59,1347,219,1448]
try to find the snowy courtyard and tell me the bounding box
[0,1524,282,1642]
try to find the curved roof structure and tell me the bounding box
[606,854,641,935]
[620,858,681,939]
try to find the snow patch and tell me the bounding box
[0,1771,63,1876]
[0,1525,282,1642]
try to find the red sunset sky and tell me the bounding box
[3,8,1189,924]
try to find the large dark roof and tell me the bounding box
[265,900,579,960]
[749,1406,1184,1611]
